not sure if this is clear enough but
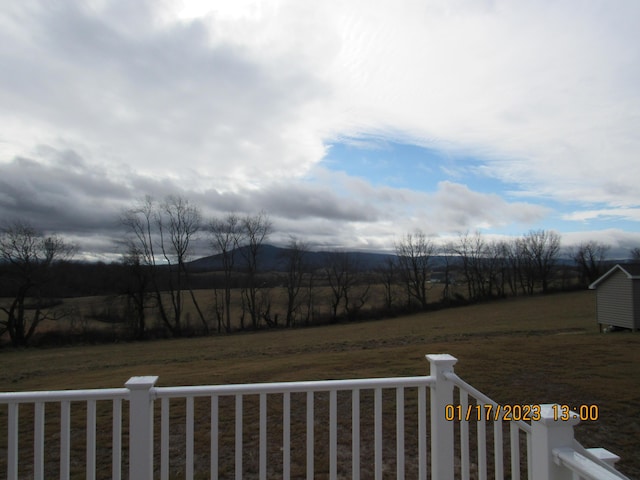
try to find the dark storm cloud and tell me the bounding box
[260,186,379,222]
[0,151,131,234]
[198,183,380,223]
[0,147,383,257]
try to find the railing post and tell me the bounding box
[427,354,458,480]
[125,376,159,480]
[531,404,580,480]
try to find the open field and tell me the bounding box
[2,282,468,343]
[1,290,639,478]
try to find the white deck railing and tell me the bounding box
[152,375,434,480]
[0,354,630,480]
[444,370,534,480]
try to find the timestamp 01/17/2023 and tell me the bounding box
[445,404,542,422]
[445,404,600,422]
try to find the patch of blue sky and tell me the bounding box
[323,138,521,197]
[563,213,640,232]
[515,202,640,237]
[321,138,639,236]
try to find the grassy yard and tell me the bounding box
[1,290,639,478]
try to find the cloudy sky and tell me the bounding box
[1,0,639,260]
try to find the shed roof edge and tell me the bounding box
[589,264,640,289]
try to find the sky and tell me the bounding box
[1,0,640,260]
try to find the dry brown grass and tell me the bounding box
[0,290,639,478]
[8,282,466,339]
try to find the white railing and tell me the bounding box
[0,387,129,479]
[554,446,625,480]
[444,370,534,480]
[0,354,630,480]
[153,375,434,480]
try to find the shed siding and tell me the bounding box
[596,269,633,328]
[633,279,640,329]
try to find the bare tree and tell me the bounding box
[303,266,317,326]
[345,274,371,321]
[208,213,243,333]
[281,237,309,327]
[121,196,206,337]
[482,239,509,298]
[158,195,207,335]
[121,243,154,340]
[521,229,561,293]
[438,242,457,303]
[238,212,272,329]
[572,241,610,286]
[323,250,362,321]
[377,256,399,310]
[503,237,531,295]
[453,232,509,301]
[631,247,640,261]
[453,231,485,300]
[121,196,170,334]
[0,221,75,346]
[489,240,510,298]
[395,230,434,309]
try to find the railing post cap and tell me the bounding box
[125,376,159,390]
[425,354,458,365]
[537,403,581,427]
[426,354,458,377]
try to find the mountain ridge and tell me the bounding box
[188,244,398,272]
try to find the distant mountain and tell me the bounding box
[187,244,398,272]
[189,245,597,274]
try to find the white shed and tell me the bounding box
[589,263,640,331]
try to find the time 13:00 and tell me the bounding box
[552,404,599,421]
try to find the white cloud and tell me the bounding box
[0,1,332,191]
[431,181,548,231]
[563,208,640,223]
[1,0,639,255]
[327,1,640,205]
[561,229,640,258]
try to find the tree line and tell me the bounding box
[2,194,639,347]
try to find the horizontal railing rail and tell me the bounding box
[0,388,129,403]
[553,447,628,480]
[154,375,435,398]
[552,440,632,480]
